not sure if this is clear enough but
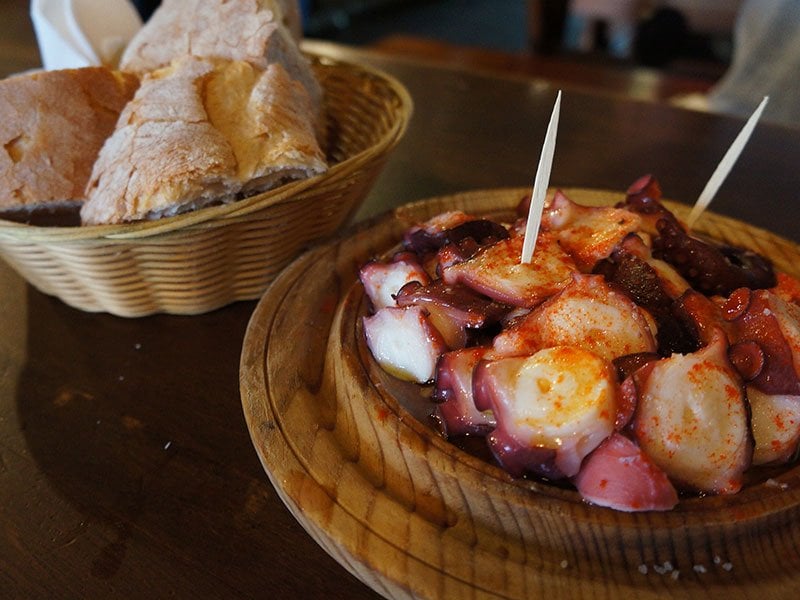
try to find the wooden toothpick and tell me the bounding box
[687,95,769,229]
[521,90,561,264]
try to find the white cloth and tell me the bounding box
[30,0,142,70]
[706,0,800,128]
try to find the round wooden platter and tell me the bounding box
[240,188,800,599]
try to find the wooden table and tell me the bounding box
[2,31,800,599]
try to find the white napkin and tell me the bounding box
[30,0,142,70]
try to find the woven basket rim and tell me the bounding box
[0,52,413,243]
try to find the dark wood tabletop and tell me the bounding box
[2,23,800,600]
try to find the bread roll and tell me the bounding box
[0,67,139,219]
[80,56,327,225]
[119,0,320,114]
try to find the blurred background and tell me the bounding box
[287,0,796,130]
[6,0,800,127]
[304,0,738,65]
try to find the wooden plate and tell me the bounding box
[240,188,800,599]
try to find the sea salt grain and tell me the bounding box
[651,561,675,576]
[723,562,734,571]
[638,564,648,575]
[560,560,568,569]
[693,565,707,574]
[671,570,680,580]
[765,478,789,490]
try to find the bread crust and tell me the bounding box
[81,57,326,225]
[205,60,327,194]
[0,68,138,212]
[119,0,320,113]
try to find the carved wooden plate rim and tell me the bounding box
[241,188,800,599]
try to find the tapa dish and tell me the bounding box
[241,187,800,599]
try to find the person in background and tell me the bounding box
[695,0,800,128]
[563,0,639,59]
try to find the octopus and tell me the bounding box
[359,176,800,512]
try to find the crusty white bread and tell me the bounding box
[0,67,139,215]
[80,56,327,225]
[118,0,321,114]
[203,60,328,195]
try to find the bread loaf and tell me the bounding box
[80,56,326,225]
[0,68,139,219]
[119,0,320,114]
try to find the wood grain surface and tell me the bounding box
[241,188,800,599]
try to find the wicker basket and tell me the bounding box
[0,54,412,317]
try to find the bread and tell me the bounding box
[203,59,328,195]
[0,67,139,218]
[80,56,327,225]
[262,0,304,40]
[118,0,321,114]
